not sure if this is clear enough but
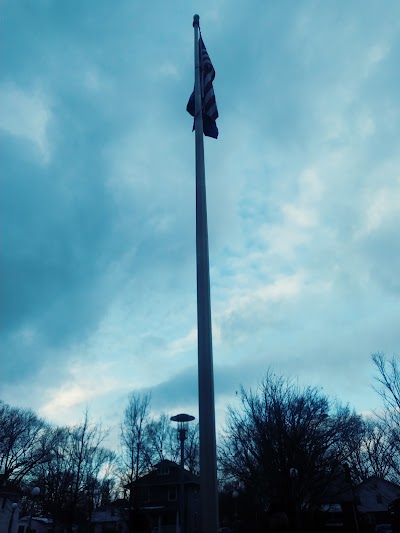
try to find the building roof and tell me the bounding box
[357,476,400,493]
[19,517,53,524]
[132,460,200,487]
[356,476,400,513]
[91,509,125,523]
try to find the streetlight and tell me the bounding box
[8,502,18,533]
[289,468,298,532]
[170,413,195,533]
[26,487,40,533]
[232,490,239,533]
[343,463,360,533]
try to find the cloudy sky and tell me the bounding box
[1,0,400,444]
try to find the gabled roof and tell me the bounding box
[355,476,400,513]
[156,459,179,469]
[19,517,53,524]
[133,460,200,486]
[357,476,400,492]
[91,509,125,524]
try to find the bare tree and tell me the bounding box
[372,352,400,482]
[119,392,154,533]
[372,352,400,413]
[146,413,199,474]
[119,392,152,489]
[0,400,59,487]
[68,410,115,525]
[183,422,199,475]
[219,371,362,510]
[147,412,176,464]
[35,410,116,532]
[348,417,397,482]
[34,427,73,526]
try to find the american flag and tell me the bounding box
[187,36,219,139]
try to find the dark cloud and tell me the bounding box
[149,360,268,414]
[150,367,198,411]
[1,88,123,385]
[2,0,400,430]
[361,226,400,295]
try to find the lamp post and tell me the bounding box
[343,463,360,533]
[26,487,40,533]
[171,413,195,533]
[232,490,239,533]
[289,467,298,532]
[8,502,18,533]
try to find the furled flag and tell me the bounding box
[187,36,219,139]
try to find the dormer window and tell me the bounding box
[157,466,170,476]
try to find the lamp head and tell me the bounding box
[31,487,40,497]
[170,413,195,431]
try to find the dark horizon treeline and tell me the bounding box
[0,389,200,531]
[1,352,400,531]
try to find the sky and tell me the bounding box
[1,0,400,448]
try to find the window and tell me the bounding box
[168,486,177,501]
[157,467,170,476]
[18,527,25,533]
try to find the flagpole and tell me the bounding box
[193,13,219,533]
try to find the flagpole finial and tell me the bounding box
[193,14,200,27]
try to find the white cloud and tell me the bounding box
[168,328,197,355]
[225,274,304,312]
[3,0,400,437]
[356,179,400,237]
[0,83,52,162]
[39,359,119,422]
[83,68,114,93]
[364,42,391,74]
[281,204,317,228]
[13,325,40,346]
[155,62,181,79]
[357,114,376,138]
[255,168,322,260]
[214,273,305,344]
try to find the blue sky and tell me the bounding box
[1,0,400,443]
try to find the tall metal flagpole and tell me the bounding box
[192,14,219,533]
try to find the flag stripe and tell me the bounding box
[200,37,219,131]
[186,35,219,139]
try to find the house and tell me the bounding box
[319,474,400,530]
[318,472,358,530]
[0,477,21,533]
[130,460,200,533]
[90,500,129,533]
[16,516,54,533]
[355,476,400,524]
